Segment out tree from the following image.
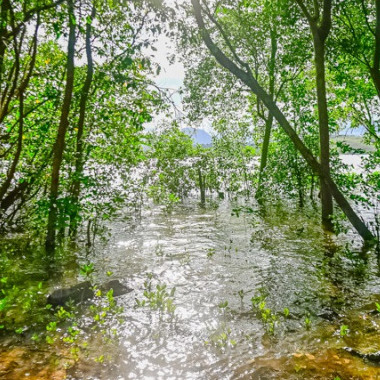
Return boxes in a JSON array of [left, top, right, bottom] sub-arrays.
[[335, 0, 380, 141], [45, 0, 76, 252], [181, 1, 309, 199], [68, 2, 96, 237], [0, 1, 66, 224], [190, 0, 374, 242], [295, 0, 333, 229]]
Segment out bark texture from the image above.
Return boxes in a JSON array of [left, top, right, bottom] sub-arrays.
[[46, 0, 76, 252]]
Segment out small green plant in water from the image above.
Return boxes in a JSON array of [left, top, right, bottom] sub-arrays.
[[375, 302, 380, 313], [135, 274, 176, 314], [207, 248, 216, 258], [238, 290, 244, 302], [80, 263, 95, 278], [205, 324, 236, 349], [261, 307, 277, 334], [304, 313, 312, 330], [250, 291, 281, 335], [340, 324, 349, 337], [250, 289, 267, 308]]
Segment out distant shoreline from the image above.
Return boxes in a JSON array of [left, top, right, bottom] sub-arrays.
[[331, 135, 376, 153]]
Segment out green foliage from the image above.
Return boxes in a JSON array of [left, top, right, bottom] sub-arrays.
[[304, 313, 312, 330], [207, 248, 216, 258], [80, 263, 95, 278], [250, 290, 289, 335], [145, 125, 197, 203], [0, 0, 162, 242], [0, 238, 125, 366], [0, 274, 49, 333], [339, 324, 349, 337], [135, 274, 176, 314], [205, 324, 236, 349]]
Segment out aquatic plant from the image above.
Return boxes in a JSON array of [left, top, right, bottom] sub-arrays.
[[80, 263, 95, 278], [339, 324, 349, 337], [0, 276, 49, 333], [304, 313, 312, 330], [207, 248, 216, 258], [135, 274, 176, 314], [205, 324, 236, 349], [250, 291, 285, 335]]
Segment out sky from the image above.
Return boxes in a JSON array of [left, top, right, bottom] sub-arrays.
[[150, 33, 185, 111], [147, 30, 213, 132]]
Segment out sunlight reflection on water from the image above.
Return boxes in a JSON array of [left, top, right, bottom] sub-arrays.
[[76, 196, 380, 379]]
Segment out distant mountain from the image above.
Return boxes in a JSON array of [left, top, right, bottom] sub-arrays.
[[182, 128, 212, 146]]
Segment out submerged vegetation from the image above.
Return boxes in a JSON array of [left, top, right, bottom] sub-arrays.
[[0, 0, 380, 378]]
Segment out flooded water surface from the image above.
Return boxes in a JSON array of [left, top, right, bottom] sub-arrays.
[[2, 199, 380, 379]]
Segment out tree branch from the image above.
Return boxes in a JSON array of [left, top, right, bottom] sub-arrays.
[[191, 0, 375, 241], [5, 0, 65, 39], [295, 0, 315, 25], [201, 0, 250, 71], [373, 0, 380, 71], [360, 0, 375, 36], [341, 6, 371, 68], [319, 0, 332, 40]]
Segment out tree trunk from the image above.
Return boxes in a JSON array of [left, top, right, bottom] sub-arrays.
[[198, 167, 206, 206], [69, 4, 95, 237], [0, 17, 39, 204], [257, 114, 273, 198], [45, 0, 76, 253], [0, 1, 9, 85], [0, 93, 24, 201], [191, 0, 375, 242], [294, 155, 305, 208], [313, 34, 333, 230], [257, 28, 277, 197], [254, 83, 373, 242], [372, 0, 380, 99]]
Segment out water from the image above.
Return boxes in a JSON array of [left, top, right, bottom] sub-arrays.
[[73, 199, 380, 379], [1, 198, 380, 379], [340, 153, 369, 172]]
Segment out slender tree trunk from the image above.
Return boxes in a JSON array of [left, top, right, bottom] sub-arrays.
[[198, 167, 206, 206], [254, 82, 373, 241], [257, 114, 273, 196], [191, 0, 374, 242], [1, 151, 52, 212], [371, 0, 380, 99], [0, 93, 23, 201], [294, 154, 304, 208], [45, 0, 76, 253], [69, 4, 95, 237], [313, 34, 333, 230], [310, 174, 315, 202], [0, 1, 9, 85], [0, 16, 39, 204], [370, 69, 380, 99], [257, 28, 277, 197]]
